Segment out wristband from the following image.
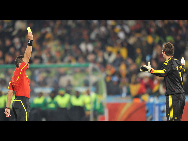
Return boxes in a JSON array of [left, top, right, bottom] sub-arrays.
[[150, 68, 154, 73], [27, 39, 33, 46], [5, 107, 10, 109]]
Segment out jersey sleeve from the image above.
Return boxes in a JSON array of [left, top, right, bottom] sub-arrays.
[[151, 61, 171, 77], [19, 61, 28, 72], [8, 81, 13, 91]]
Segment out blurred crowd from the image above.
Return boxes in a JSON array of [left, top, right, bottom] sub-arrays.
[[1, 20, 188, 100]]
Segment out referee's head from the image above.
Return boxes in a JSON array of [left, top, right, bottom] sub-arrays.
[[15, 55, 24, 68]]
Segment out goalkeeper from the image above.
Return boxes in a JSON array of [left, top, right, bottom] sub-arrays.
[[140, 42, 185, 121]]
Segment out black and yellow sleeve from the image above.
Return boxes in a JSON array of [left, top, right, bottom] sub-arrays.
[[150, 59, 171, 77]]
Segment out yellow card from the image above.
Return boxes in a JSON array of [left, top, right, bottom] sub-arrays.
[[27, 27, 32, 33]]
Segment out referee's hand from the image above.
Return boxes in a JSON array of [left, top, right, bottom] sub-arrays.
[[4, 108, 11, 117], [28, 32, 33, 40]]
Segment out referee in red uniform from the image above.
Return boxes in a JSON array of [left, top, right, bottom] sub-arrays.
[[4, 30, 33, 121]]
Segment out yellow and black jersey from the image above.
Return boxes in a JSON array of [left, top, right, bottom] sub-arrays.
[[151, 57, 185, 95]]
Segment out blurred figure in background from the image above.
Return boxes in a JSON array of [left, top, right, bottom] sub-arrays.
[[46, 91, 58, 121], [108, 76, 121, 95], [54, 88, 70, 121], [65, 80, 73, 95], [69, 91, 85, 121], [104, 46, 116, 64], [140, 73, 154, 95], [30, 92, 47, 121], [83, 89, 97, 121], [0, 91, 6, 121]]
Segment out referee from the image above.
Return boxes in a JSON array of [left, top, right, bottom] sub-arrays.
[[4, 30, 33, 121], [140, 42, 186, 121]]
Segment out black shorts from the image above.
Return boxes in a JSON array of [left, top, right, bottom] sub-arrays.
[[166, 93, 185, 121], [12, 96, 30, 121]]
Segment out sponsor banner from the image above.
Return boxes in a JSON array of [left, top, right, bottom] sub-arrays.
[[181, 102, 188, 121], [146, 102, 166, 121], [34, 87, 54, 94], [106, 102, 146, 121], [74, 86, 96, 93], [144, 101, 188, 121], [106, 95, 132, 103]]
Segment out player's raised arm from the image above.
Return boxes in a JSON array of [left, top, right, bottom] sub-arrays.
[[23, 28, 33, 64]]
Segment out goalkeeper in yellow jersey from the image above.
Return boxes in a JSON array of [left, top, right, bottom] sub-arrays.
[[140, 42, 185, 121]]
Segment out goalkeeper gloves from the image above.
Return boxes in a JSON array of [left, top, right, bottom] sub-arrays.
[[181, 57, 185, 65], [140, 65, 154, 73]]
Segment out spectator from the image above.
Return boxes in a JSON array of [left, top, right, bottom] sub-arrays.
[[12, 20, 27, 36], [12, 37, 21, 50], [5, 54, 14, 64], [65, 80, 73, 95], [87, 53, 96, 63], [104, 46, 116, 64], [119, 77, 130, 97], [140, 73, 154, 94], [129, 74, 146, 98], [3, 38, 12, 54], [119, 61, 127, 78], [96, 50, 106, 66], [105, 63, 115, 76], [112, 51, 123, 69], [107, 75, 121, 95], [79, 38, 94, 54], [0, 50, 4, 61], [0, 59, 4, 64]]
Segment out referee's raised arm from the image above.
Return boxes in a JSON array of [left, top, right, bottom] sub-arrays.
[[23, 31, 33, 64]]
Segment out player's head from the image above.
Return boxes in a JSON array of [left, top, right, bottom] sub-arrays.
[[15, 55, 24, 68], [162, 42, 174, 59]]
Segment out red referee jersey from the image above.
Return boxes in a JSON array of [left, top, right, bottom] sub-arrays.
[[8, 61, 30, 99]]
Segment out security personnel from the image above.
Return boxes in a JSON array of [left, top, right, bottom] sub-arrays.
[[30, 92, 47, 121], [54, 88, 70, 121], [0, 91, 6, 121], [47, 91, 57, 110], [95, 98, 104, 115], [83, 89, 97, 121], [69, 91, 85, 121], [31, 92, 47, 110], [46, 91, 58, 121]]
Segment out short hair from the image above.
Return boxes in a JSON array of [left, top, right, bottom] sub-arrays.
[[15, 55, 24, 68], [163, 42, 174, 56]]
